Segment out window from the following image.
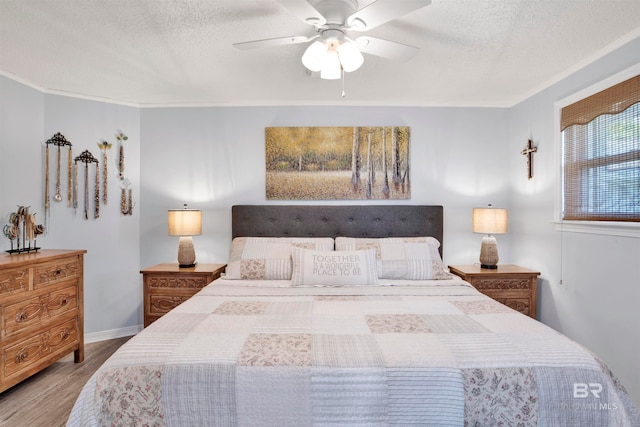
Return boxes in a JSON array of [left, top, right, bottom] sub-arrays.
[[561, 73, 640, 222]]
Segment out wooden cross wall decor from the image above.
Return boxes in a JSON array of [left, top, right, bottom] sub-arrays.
[[521, 139, 538, 180]]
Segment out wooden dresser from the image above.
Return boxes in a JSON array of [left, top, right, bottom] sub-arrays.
[[448, 264, 540, 319], [141, 263, 226, 327], [0, 249, 86, 393]]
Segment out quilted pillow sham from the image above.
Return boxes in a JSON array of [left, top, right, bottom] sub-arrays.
[[291, 247, 379, 286], [225, 237, 334, 280], [335, 236, 452, 280]]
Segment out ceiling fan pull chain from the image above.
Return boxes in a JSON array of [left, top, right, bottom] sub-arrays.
[[341, 68, 346, 98]]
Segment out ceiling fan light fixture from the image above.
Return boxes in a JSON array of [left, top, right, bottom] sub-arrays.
[[320, 48, 341, 80], [301, 41, 326, 72], [337, 41, 363, 72]]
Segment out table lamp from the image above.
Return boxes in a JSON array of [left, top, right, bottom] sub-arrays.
[[168, 204, 202, 268], [472, 205, 508, 269]]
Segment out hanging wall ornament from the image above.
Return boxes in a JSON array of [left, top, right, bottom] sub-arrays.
[[74, 150, 99, 220], [116, 130, 128, 180], [67, 144, 73, 207], [115, 130, 133, 216], [44, 133, 71, 225], [50, 133, 72, 203], [44, 139, 50, 222], [120, 178, 133, 215], [97, 140, 112, 205], [95, 158, 100, 218], [73, 157, 78, 213]]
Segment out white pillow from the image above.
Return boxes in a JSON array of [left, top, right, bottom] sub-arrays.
[[291, 247, 379, 286], [335, 236, 452, 280], [225, 237, 334, 280]]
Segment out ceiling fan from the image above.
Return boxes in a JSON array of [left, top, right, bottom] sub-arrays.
[[233, 0, 431, 79]]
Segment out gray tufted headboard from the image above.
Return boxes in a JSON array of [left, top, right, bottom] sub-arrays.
[[232, 205, 444, 255]]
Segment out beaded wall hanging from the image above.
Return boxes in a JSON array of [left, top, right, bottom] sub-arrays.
[[44, 132, 73, 224], [97, 140, 112, 205], [74, 150, 99, 220], [116, 130, 134, 215]]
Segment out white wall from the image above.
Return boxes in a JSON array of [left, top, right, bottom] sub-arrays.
[[139, 106, 510, 270], [508, 37, 640, 405], [0, 77, 142, 340]]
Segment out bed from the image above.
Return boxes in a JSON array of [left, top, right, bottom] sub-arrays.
[[68, 205, 639, 426]]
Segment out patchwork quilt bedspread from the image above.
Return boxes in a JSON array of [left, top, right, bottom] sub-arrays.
[[67, 278, 640, 426]]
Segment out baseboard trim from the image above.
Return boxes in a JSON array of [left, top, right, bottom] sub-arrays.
[[85, 325, 142, 343]]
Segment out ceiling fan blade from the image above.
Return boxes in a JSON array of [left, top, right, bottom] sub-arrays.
[[274, 0, 327, 27], [233, 35, 317, 50], [354, 36, 420, 62], [348, 0, 431, 31]]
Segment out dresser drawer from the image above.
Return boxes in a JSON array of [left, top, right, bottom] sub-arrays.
[[2, 285, 78, 338], [0, 267, 29, 296], [3, 318, 79, 379], [33, 258, 80, 289]]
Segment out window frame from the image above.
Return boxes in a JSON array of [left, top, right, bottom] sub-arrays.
[[554, 63, 640, 237]]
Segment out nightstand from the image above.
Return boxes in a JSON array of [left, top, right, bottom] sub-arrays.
[[140, 263, 226, 327], [448, 264, 540, 319]]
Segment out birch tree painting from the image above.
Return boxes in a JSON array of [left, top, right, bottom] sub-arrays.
[[266, 126, 410, 200]]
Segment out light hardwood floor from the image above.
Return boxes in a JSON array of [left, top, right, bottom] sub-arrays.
[[0, 336, 131, 427]]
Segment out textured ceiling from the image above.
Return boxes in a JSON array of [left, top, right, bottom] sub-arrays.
[[1, 0, 639, 107]]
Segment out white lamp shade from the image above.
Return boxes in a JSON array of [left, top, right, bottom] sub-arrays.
[[320, 48, 341, 80], [301, 41, 326, 72], [472, 208, 508, 234], [168, 209, 202, 236], [338, 41, 364, 72]]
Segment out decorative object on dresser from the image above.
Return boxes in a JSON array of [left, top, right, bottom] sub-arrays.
[[140, 263, 225, 327], [3, 206, 45, 254], [448, 264, 539, 319], [0, 249, 85, 393], [472, 204, 508, 269], [167, 204, 202, 268]]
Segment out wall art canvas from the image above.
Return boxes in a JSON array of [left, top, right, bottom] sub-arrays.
[[266, 126, 410, 200]]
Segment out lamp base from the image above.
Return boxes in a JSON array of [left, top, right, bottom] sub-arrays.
[[177, 236, 197, 268], [479, 234, 499, 269]]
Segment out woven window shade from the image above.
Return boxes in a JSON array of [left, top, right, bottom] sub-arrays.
[[562, 74, 640, 222], [561, 74, 640, 131]]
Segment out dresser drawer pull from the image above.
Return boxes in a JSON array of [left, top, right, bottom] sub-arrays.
[[15, 349, 28, 364]]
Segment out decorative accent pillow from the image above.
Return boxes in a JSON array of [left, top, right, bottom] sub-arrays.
[[291, 247, 379, 286], [335, 236, 452, 280], [225, 237, 334, 280]]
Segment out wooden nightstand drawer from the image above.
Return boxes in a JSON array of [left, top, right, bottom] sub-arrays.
[[467, 276, 533, 291], [448, 264, 540, 319], [141, 263, 226, 327]]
